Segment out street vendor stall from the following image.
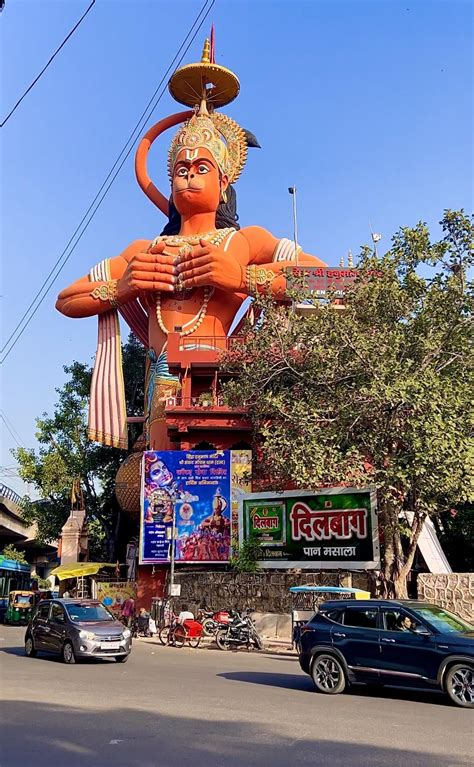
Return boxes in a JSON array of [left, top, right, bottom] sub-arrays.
[[50, 562, 117, 598]]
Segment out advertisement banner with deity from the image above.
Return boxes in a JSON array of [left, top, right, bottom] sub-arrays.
[[239, 487, 379, 569], [96, 582, 136, 616], [140, 450, 251, 565], [230, 450, 252, 547]]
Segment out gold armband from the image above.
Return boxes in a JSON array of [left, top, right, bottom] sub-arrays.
[[91, 280, 119, 308], [246, 266, 277, 296]]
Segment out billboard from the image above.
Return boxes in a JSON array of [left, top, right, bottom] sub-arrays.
[[287, 266, 384, 299], [240, 487, 379, 569], [140, 450, 251, 565], [96, 582, 136, 617]]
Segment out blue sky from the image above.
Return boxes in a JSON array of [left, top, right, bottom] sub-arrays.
[[1, 0, 472, 495]]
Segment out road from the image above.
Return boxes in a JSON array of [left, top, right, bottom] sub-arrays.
[[0, 625, 472, 767]]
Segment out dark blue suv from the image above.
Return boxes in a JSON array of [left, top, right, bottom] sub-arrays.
[[298, 599, 474, 708]]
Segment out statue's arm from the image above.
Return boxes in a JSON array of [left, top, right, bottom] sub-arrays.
[[55, 253, 129, 318], [240, 226, 326, 268], [56, 238, 175, 318], [237, 226, 325, 298], [172, 228, 326, 299]]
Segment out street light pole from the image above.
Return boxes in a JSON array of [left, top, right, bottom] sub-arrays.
[[369, 221, 382, 258], [288, 185, 299, 266]]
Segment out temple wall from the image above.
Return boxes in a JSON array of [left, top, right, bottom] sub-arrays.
[[173, 570, 373, 614], [417, 573, 473, 622]]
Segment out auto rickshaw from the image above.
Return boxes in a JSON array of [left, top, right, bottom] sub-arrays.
[[4, 591, 35, 625]]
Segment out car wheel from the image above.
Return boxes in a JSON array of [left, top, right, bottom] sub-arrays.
[[25, 635, 37, 658], [62, 641, 76, 664], [115, 654, 129, 663], [311, 653, 346, 695], [444, 664, 474, 708]]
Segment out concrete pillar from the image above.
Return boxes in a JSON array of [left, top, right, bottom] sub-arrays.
[[60, 509, 88, 564]]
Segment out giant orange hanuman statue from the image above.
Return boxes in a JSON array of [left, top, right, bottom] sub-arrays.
[[56, 38, 325, 452]]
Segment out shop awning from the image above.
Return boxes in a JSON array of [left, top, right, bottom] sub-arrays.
[[50, 562, 116, 581]]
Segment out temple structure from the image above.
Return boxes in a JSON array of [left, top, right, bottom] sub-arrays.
[[56, 34, 326, 602]]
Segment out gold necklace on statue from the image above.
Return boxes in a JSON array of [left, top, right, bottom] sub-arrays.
[[153, 227, 236, 337], [149, 227, 235, 250]]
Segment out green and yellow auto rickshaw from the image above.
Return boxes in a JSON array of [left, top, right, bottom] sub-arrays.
[[4, 591, 35, 625]]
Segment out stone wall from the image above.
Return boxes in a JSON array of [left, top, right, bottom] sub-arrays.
[[174, 570, 373, 614], [417, 573, 473, 622]]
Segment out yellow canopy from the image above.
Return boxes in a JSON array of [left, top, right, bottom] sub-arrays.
[[50, 562, 116, 581]]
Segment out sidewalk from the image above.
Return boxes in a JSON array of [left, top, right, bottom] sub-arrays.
[[137, 634, 296, 656]]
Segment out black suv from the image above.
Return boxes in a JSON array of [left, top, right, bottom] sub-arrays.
[[25, 599, 132, 664], [298, 599, 474, 708]]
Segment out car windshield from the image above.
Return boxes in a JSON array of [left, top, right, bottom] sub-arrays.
[[15, 595, 33, 605], [412, 606, 473, 634], [65, 603, 114, 623]]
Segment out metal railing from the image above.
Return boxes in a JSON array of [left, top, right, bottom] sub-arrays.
[[175, 335, 245, 353], [0, 483, 23, 506], [165, 393, 246, 410]]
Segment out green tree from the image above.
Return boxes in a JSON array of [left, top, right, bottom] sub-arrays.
[[223, 210, 473, 597], [231, 539, 262, 573], [435, 504, 474, 572], [14, 334, 146, 561], [1, 543, 28, 565]]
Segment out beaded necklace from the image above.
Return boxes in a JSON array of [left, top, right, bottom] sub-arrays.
[[154, 227, 235, 337]]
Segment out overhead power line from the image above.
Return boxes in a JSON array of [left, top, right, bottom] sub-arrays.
[[0, 408, 25, 447], [0, 0, 215, 364], [1, 1, 96, 128], [1, 413, 23, 447]]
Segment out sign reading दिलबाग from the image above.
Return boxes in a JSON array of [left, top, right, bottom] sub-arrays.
[[239, 487, 379, 569]]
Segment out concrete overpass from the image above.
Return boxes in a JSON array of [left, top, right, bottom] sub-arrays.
[[0, 483, 58, 577], [0, 483, 31, 543]]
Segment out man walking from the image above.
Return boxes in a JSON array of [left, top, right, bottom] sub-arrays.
[[121, 595, 136, 628]]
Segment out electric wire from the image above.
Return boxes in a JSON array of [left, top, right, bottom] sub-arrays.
[[1, 0, 215, 364], [1, 0, 213, 359], [1, 414, 23, 447], [1, 1, 96, 128], [0, 409, 25, 446]]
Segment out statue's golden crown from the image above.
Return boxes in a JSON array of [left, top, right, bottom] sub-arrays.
[[167, 36, 247, 183], [168, 111, 247, 183]]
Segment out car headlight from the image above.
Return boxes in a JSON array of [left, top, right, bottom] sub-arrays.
[[122, 629, 131, 639], [79, 630, 96, 641]]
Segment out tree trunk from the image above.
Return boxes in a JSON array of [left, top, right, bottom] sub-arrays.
[[382, 510, 427, 599]]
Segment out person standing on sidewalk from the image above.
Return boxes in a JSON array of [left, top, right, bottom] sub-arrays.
[[121, 596, 136, 628]]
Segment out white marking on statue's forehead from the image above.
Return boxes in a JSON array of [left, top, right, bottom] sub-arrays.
[[185, 149, 199, 161]]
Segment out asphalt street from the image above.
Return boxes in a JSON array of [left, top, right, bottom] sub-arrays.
[[0, 625, 472, 767]]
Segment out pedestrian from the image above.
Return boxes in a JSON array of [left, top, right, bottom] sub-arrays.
[[121, 595, 136, 628]]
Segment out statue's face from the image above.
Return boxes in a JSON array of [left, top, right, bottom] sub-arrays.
[[172, 147, 228, 216]]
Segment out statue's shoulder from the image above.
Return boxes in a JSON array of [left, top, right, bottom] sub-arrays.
[[120, 238, 152, 262], [240, 225, 274, 241], [239, 226, 279, 261]]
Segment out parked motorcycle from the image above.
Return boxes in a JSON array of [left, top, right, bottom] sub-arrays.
[[198, 609, 232, 637], [215, 610, 263, 651]]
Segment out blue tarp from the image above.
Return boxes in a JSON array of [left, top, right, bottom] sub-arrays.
[[0, 557, 30, 573]]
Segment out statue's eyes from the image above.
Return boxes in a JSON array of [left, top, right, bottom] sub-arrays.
[[198, 164, 210, 174], [176, 167, 188, 177]]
